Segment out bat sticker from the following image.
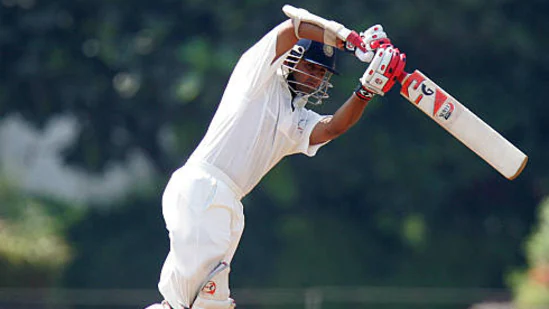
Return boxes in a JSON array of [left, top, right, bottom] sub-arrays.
[[399, 70, 528, 180], [437, 102, 455, 120], [421, 84, 434, 96]]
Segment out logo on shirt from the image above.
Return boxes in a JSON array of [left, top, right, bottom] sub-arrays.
[[298, 118, 307, 134]]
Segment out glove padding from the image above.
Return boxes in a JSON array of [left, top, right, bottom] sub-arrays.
[[358, 44, 406, 96], [346, 24, 392, 63]]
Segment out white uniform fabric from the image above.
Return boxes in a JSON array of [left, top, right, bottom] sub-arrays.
[[188, 24, 329, 197], [158, 162, 243, 309], [157, 24, 331, 309]]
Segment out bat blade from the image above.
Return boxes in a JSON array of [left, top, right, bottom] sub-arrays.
[[399, 70, 528, 180]]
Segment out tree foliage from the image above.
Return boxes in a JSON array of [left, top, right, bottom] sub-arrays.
[[511, 197, 549, 309], [0, 0, 547, 304], [0, 178, 77, 287]]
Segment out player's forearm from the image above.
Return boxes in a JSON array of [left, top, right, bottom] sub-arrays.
[[327, 94, 369, 135], [297, 23, 345, 49], [283, 5, 360, 50], [276, 21, 343, 60], [276, 21, 340, 63], [310, 94, 369, 145]]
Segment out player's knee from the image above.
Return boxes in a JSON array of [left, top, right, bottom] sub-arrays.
[[171, 231, 231, 278], [175, 247, 227, 280]]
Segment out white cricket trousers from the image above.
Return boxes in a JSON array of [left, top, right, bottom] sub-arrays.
[[158, 160, 245, 309]]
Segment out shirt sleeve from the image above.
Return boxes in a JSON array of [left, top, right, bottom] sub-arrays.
[[293, 109, 331, 157], [228, 23, 290, 98]]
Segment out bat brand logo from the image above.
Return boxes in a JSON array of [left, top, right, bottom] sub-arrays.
[[437, 102, 455, 120], [421, 84, 434, 96], [202, 281, 216, 295]]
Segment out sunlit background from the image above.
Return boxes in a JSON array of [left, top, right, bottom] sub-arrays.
[[0, 0, 548, 308]]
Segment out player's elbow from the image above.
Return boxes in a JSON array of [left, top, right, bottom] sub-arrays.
[[311, 127, 346, 145], [309, 116, 351, 145]]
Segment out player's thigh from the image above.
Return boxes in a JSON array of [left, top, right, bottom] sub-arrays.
[[171, 203, 233, 273], [163, 169, 233, 276]]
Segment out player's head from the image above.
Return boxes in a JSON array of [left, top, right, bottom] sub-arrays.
[[282, 39, 338, 106]]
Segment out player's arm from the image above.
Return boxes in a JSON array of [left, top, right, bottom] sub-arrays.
[[309, 95, 370, 145], [273, 5, 390, 63], [309, 45, 407, 145], [274, 20, 322, 62]]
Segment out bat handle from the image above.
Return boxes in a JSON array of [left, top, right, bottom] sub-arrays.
[[397, 71, 410, 85]]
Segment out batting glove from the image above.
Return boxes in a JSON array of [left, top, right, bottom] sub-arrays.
[[345, 24, 392, 63], [357, 44, 407, 97]]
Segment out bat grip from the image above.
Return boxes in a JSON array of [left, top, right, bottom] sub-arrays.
[[397, 71, 410, 85]]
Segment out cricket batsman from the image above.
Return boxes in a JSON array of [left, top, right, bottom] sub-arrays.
[[146, 4, 406, 309]]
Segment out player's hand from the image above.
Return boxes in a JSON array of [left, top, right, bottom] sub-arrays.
[[345, 25, 392, 63], [356, 44, 406, 98]]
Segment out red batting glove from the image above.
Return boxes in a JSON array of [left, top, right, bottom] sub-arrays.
[[358, 45, 407, 96]]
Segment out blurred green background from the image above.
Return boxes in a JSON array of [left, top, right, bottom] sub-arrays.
[[0, 0, 548, 308]]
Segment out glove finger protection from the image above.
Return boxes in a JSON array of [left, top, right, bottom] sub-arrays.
[[357, 45, 407, 97], [353, 24, 392, 63]]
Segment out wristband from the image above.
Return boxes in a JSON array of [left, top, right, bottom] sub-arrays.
[[354, 83, 375, 101]]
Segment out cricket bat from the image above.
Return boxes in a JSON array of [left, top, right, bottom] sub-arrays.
[[399, 70, 528, 180]]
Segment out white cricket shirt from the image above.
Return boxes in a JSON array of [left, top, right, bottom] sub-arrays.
[[188, 24, 330, 197]]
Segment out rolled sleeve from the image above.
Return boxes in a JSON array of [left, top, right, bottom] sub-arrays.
[[294, 109, 331, 157]]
